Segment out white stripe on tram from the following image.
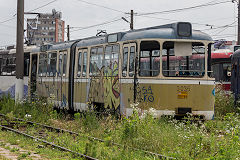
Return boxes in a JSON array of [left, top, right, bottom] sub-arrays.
[[37, 77, 215, 85]]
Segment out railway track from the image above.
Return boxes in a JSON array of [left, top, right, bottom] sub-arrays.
[[0, 125, 97, 160], [0, 113, 175, 160]]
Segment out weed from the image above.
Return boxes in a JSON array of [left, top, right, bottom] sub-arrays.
[[0, 88, 240, 159], [81, 112, 99, 132], [10, 147, 19, 152], [214, 86, 239, 118], [17, 153, 28, 160]]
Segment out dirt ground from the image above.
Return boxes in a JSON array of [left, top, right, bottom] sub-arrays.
[[0, 140, 43, 160]]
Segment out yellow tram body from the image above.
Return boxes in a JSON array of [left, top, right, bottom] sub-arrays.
[[29, 22, 215, 120]]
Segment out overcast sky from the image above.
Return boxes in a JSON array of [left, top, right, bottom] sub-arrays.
[[0, 0, 237, 47]]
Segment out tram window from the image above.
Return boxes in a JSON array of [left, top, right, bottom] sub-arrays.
[[77, 51, 82, 77], [129, 46, 135, 77], [63, 54, 67, 76], [82, 52, 87, 77], [139, 41, 160, 77], [90, 47, 103, 76], [58, 54, 63, 76], [122, 47, 128, 77], [104, 53, 111, 74], [1, 55, 16, 76], [47, 52, 57, 77], [113, 45, 119, 52], [162, 41, 205, 77], [104, 44, 119, 76], [38, 53, 48, 76], [24, 53, 30, 76], [3, 55, 16, 76]]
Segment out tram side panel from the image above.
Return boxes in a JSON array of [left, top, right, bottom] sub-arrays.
[[121, 80, 215, 120], [74, 78, 88, 111]]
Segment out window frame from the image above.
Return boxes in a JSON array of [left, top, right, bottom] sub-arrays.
[[75, 48, 88, 78], [122, 42, 137, 78], [104, 44, 120, 76], [38, 52, 48, 77], [161, 41, 206, 78], [139, 40, 160, 77], [62, 52, 67, 77], [58, 50, 68, 77], [89, 46, 104, 77], [47, 52, 57, 77]]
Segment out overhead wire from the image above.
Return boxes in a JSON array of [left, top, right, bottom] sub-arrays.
[[74, 0, 125, 13], [70, 16, 129, 33], [0, 23, 16, 29], [69, 0, 233, 36], [209, 20, 237, 36], [136, 15, 213, 26], [212, 33, 236, 37], [138, 0, 232, 16], [27, 0, 58, 12], [0, 0, 235, 42], [0, 17, 15, 25], [0, 0, 58, 25], [211, 35, 236, 39], [69, 0, 230, 33]]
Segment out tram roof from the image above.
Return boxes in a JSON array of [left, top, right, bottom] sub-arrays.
[[0, 49, 9, 55], [32, 22, 213, 53], [9, 45, 37, 54]]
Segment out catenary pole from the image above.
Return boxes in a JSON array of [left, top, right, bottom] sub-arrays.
[[15, 0, 24, 102], [67, 25, 70, 41], [130, 10, 134, 30]]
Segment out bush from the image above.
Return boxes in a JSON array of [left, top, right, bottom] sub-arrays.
[[0, 96, 54, 123], [214, 86, 238, 118]]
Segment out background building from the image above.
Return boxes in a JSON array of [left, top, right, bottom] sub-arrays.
[[27, 9, 65, 45]]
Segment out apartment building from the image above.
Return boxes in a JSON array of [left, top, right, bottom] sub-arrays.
[[27, 9, 65, 45]]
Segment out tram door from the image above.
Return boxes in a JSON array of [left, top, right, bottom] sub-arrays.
[[121, 43, 137, 113], [29, 54, 38, 99], [57, 51, 68, 108], [74, 49, 88, 111]]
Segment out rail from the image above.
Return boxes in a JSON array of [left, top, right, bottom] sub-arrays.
[[0, 113, 176, 160], [0, 124, 97, 160]]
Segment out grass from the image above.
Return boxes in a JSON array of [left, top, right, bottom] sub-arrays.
[[0, 88, 240, 159], [0, 131, 75, 160]]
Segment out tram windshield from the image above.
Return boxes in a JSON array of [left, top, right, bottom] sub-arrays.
[[139, 41, 160, 77], [162, 41, 205, 77]]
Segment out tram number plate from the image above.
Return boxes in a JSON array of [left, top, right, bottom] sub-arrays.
[[177, 91, 188, 99]]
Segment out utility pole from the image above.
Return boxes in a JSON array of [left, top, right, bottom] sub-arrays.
[[130, 10, 134, 30], [67, 25, 70, 41], [15, 0, 24, 102], [122, 10, 135, 30]]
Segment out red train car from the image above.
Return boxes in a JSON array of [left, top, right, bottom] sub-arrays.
[[211, 49, 233, 91]]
